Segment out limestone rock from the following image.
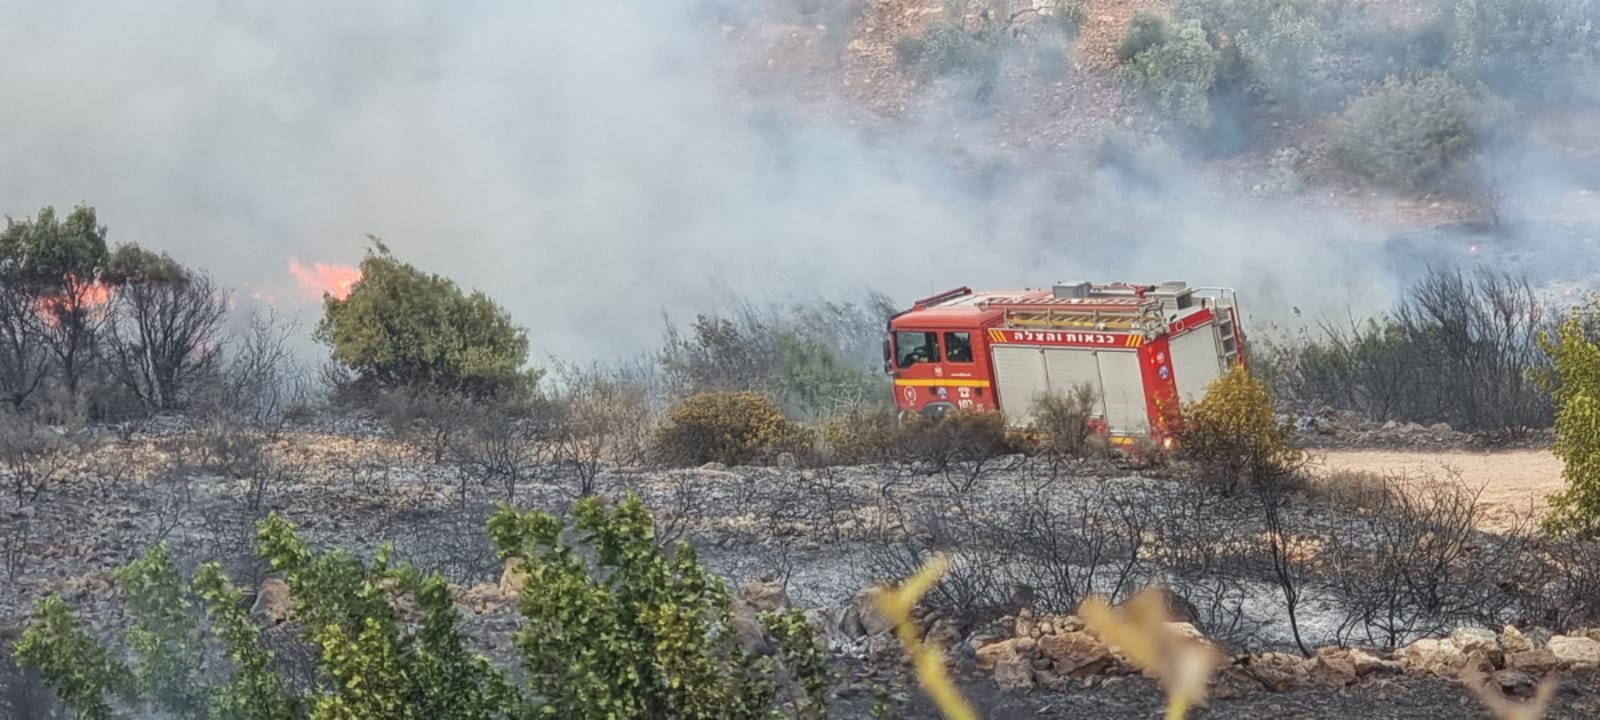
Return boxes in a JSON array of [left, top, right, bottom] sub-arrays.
[[736, 579, 788, 613], [1250, 652, 1310, 691], [1036, 630, 1114, 677], [1506, 649, 1560, 674], [1501, 625, 1533, 654], [853, 587, 896, 637], [1547, 635, 1600, 668], [1310, 649, 1358, 687], [250, 577, 292, 625], [498, 557, 528, 597], [1394, 638, 1472, 676]]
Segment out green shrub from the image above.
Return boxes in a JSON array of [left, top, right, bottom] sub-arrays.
[[895, 18, 1001, 79], [1178, 366, 1303, 491], [1176, 0, 1333, 111], [314, 241, 534, 397], [1030, 384, 1105, 457], [1447, 0, 1600, 102], [656, 391, 809, 466], [1334, 73, 1477, 189], [1117, 18, 1221, 130], [1118, 12, 1173, 63], [15, 500, 827, 719], [488, 496, 827, 720], [1540, 311, 1600, 536]]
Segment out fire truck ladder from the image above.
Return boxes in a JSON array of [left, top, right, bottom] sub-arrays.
[[980, 297, 1167, 334], [1195, 287, 1242, 366]]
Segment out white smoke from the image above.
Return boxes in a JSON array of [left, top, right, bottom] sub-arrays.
[[0, 1, 1580, 362]]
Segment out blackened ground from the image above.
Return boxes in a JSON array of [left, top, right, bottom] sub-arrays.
[[832, 663, 1600, 719]]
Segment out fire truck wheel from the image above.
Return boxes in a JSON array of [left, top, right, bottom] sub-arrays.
[[921, 403, 957, 420]]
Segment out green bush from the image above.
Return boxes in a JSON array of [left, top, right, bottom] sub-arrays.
[[1334, 73, 1476, 189], [1117, 18, 1221, 130], [1118, 12, 1173, 63], [895, 18, 1001, 79], [655, 391, 809, 466], [1178, 366, 1303, 491], [14, 499, 828, 720], [1540, 311, 1600, 536], [489, 496, 829, 720], [1176, 0, 1333, 111], [314, 242, 534, 397], [1447, 0, 1600, 102]]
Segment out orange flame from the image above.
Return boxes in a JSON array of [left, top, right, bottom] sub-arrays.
[[34, 276, 114, 327], [288, 258, 361, 301]]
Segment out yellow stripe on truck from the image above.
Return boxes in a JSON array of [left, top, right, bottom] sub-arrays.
[[893, 379, 992, 388]]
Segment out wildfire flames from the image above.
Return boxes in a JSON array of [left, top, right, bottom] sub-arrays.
[[34, 277, 114, 327], [289, 258, 362, 301]]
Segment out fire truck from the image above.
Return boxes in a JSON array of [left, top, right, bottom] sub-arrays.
[[885, 281, 1244, 449]]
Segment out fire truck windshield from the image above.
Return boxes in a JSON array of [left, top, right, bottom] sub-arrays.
[[895, 331, 940, 367]]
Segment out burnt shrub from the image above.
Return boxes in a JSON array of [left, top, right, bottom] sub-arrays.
[[899, 410, 1014, 493], [1030, 384, 1105, 457], [815, 403, 903, 465], [1178, 366, 1304, 492], [655, 391, 809, 466], [1261, 267, 1552, 433]]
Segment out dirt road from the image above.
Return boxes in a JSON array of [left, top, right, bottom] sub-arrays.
[[1309, 448, 1563, 528]]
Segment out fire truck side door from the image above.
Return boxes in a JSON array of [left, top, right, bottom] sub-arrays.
[[991, 345, 1048, 426], [1097, 350, 1150, 435]]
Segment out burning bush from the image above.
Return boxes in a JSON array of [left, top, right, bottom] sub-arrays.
[[1178, 365, 1303, 491], [655, 391, 809, 466], [1334, 73, 1477, 190], [315, 241, 535, 397]]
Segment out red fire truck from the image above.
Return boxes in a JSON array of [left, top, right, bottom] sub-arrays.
[[886, 282, 1244, 449]]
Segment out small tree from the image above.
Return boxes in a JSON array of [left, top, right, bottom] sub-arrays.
[[0, 205, 114, 398], [1540, 312, 1600, 536], [103, 246, 229, 411], [315, 242, 534, 397]]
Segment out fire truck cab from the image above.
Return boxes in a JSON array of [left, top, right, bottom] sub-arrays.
[[886, 282, 1244, 448]]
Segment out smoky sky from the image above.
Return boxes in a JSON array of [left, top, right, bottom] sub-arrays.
[[0, 1, 1498, 360]]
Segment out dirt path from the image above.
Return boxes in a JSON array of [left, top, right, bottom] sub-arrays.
[[1309, 448, 1563, 528]]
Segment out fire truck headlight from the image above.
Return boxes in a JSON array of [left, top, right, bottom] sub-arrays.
[[1162, 437, 1175, 450]]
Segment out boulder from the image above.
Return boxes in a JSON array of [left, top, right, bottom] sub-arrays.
[[852, 587, 896, 637], [1506, 649, 1560, 674], [1036, 630, 1114, 677], [976, 638, 1023, 672], [736, 579, 788, 613], [1547, 635, 1600, 668], [992, 652, 1035, 690], [1394, 638, 1473, 676], [1345, 648, 1393, 677], [1451, 626, 1504, 667], [498, 557, 528, 597], [1491, 669, 1538, 698], [1309, 653, 1358, 687], [1249, 652, 1310, 691], [1501, 625, 1533, 654], [250, 577, 292, 625], [731, 603, 770, 655]]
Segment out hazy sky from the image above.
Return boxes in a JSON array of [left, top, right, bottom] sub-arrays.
[[0, 2, 1436, 360]]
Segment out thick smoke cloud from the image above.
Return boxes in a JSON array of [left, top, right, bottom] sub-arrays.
[[0, 1, 1468, 360]]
